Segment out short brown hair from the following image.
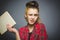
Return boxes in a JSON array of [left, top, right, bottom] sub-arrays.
[[26, 1, 39, 12]]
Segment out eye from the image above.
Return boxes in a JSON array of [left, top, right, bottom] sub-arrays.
[[29, 14, 32, 16], [34, 14, 38, 16]]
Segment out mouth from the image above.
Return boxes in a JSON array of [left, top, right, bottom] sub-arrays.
[[30, 20, 34, 23]]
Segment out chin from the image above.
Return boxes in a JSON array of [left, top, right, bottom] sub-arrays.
[[28, 21, 36, 26], [28, 22, 35, 26], [30, 23, 34, 25]]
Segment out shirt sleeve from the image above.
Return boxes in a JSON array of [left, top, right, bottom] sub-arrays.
[[19, 27, 25, 40], [38, 23, 48, 40]]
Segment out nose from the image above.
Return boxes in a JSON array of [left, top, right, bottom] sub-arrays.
[[31, 15, 35, 19]]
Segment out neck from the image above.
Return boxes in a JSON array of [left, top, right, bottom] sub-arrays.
[[27, 23, 34, 28], [27, 23, 34, 33]]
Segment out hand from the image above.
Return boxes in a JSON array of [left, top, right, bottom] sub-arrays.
[[6, 24, 21, 40], [6, 23, 18, 33]]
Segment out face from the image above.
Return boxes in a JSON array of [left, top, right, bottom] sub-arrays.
[[25, 8, 39, 25]]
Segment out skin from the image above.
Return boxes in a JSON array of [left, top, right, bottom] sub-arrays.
[[25, 8, 39, 25], [6, 8, 39, 40], [6, 24, 20, 40], [25, 8, 39, 32]]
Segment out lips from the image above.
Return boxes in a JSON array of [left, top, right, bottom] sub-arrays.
[[30, 20, 34, 22]]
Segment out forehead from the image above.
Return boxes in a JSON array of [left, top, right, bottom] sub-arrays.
[[27, 8, 38, 14]]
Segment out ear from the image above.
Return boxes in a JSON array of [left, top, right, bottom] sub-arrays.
[[24, 14, 27, 19]]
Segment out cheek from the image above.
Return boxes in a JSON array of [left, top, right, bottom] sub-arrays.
[[27, 16, 31, 21], [34, 17, 38, 21]]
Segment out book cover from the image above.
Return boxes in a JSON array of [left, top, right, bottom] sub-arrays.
[[0, 11, 16, 35]]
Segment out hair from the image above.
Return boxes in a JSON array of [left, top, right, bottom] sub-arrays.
[[25, 1, 39, 14], [25, 1, 42, 23]]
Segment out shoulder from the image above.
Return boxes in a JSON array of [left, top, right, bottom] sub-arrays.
[[19, 26, 26, 32], [35, 23, 45, 29], [35, 22, 45, 27]]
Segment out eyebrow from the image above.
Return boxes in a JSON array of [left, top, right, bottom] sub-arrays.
[[28, 14, 39, 16]]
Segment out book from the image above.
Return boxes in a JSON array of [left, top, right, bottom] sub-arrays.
[[0, 11, 16, 35]]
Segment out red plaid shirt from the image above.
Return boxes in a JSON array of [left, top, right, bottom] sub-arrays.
[[19, 23, 48, 40]]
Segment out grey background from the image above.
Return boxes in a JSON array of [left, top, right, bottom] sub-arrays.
[[0, 0, 60, 40]]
